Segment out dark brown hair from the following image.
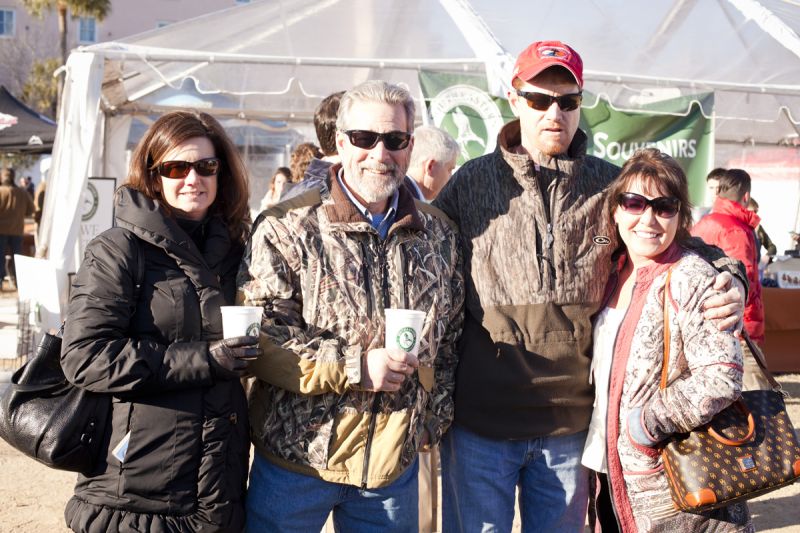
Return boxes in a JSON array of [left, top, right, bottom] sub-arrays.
[[706, 167, 727, 182], [314, 91, 344, 156], [607, 148, 693, 243], [126, 110, 250, 244], [717, 168, 751, 203]]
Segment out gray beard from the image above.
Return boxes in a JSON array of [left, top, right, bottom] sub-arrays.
[[345, 165, 404, 204]]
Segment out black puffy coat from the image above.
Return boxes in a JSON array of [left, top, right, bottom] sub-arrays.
[[61, 187, 249, 532]]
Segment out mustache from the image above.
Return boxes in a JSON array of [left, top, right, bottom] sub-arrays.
[[360, 162, 397, 173]]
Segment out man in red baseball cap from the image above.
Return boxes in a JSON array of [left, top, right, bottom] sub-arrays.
[[433, 40, 747, 532]]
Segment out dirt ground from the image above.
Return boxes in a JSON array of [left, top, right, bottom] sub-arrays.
[[1, 376, 800, 532]]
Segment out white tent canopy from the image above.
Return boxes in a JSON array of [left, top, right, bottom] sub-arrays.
[[93, 0, 800, 143], [38, 0, 800, 317]]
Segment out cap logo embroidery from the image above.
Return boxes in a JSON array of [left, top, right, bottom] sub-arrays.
[[538, 45, 571, 60]]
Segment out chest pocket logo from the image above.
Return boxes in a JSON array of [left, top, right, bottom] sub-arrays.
[[593, 235, 611, 246]]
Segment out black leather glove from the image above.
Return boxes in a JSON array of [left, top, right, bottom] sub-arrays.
[[208, 335, 262, 379]]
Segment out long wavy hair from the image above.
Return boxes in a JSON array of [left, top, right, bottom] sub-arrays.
[[126, 110, 250, 244]]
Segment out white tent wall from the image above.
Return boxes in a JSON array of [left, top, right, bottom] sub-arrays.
[[36, 51, 105, 325], [104, 115, 133, 187], [38, 0, 800, 322], [751, 178, 800, 256]]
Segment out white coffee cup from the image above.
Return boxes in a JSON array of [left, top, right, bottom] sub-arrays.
[[384, 308, 426, 356], [220, 306, 263, 338]]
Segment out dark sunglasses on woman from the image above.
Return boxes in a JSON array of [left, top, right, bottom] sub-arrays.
[[157, 157, 221, 179], [515, 90, 583, 111], [343, 130, 412, 151], [617, 192, 681, 218]]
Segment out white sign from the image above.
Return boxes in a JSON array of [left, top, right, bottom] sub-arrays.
[[79, 177, 117, 255], [14, 255, 62, 338]]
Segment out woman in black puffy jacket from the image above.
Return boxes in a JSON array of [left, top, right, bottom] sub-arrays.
[[61, 110, 261, 532]]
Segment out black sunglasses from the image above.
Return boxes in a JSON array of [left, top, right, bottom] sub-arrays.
[[156, 157, 221, 179], [342, 130, 412, 151], [617, 192, 681, 218], [515, 90, 583, 112]]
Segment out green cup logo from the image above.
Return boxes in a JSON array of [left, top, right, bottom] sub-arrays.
[[396, 327, 417, 352], [246, 322, 259, 337]]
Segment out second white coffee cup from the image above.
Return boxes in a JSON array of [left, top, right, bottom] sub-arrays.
[[385, 308, 426, 356], [220, 306, 263, 338]]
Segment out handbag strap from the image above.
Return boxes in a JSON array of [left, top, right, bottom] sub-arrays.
[[741, 332, 781, 390], [659, 268, 781, 392], [659, 269, 673, 390]]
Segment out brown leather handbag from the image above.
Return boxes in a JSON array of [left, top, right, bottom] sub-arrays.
[[659, 270, 800, 512]]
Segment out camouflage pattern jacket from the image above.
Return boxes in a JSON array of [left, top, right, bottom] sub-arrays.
[[433, 120, 621, 439], [237, 168, 464, 489], [603, 244, 751, 532]]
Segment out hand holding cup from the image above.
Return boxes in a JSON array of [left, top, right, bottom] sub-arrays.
[[208, 335, 262, 379], [213, 305, 264, 379], [361, 347, 419, 392], [359, 308, 426, 392]]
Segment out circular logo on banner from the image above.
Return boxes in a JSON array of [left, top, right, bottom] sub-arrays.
[[430, 84, 505, 164], [81, 182, 99, 221], [246, 322, 260, 337], [396, 327, 417, 352]]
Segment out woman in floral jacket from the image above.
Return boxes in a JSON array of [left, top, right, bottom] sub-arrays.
[[581, 148, 753, 532]]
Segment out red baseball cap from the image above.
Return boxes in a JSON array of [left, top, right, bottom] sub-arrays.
[[511, 40, 583, 88]]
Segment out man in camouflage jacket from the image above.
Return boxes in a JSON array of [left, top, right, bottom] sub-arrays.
[[237, 80, 464, 531]]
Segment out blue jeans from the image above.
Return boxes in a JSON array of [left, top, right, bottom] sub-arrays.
[[245, 452, 419, 532], [0, 234, 22, 280], [441, 424, 589, 533]]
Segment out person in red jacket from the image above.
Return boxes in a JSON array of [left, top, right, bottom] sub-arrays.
[[692, 168, 768, 390]]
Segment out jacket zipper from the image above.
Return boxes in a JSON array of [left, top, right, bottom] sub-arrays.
[[534, 166, 559, 290], [361, 236, 390, 489], [361, 252, 373, 319]]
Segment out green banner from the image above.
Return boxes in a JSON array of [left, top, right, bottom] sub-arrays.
[[419, 70, 514, 166], [420, 71, 714, 204], [581, 92, 714, 204]]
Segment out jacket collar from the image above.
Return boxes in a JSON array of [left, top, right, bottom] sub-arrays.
[[324, 163, 424, 234], [496, 119, 589, 188], [711, 197, 761, 229], [305, 157, 333, 182], [113, 186, 233, 282]]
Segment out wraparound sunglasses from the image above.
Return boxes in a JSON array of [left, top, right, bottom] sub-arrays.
[[515, 90, 583, 111]]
